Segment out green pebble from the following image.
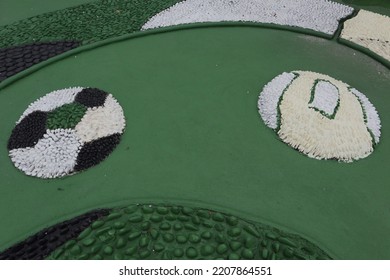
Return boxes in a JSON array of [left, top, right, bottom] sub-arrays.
[[103, 246, 113, 255], [171, 206, 181, 214], [241, 249, 254, 259], [216, 244, 228, 254], [226, 216, 238, 226], [150, 214, 163, 222], [113, 222, 125, 229], [90, 245, 102, 254], [70, 245, 81, 255], [153, 244, 165, 252], [139, 236, 149, 247], [284, 248, 294, 258], [128, 215, 143, 223], [173, 248, 184, 258], [261, 248, 269, 259], [266, 232, 277, 240], [107, 213, 121, 221], [201, 231, 212, 240], [128, 231, 142, 240], [159, 222, 171, 230], [118, 228, 131, 236], [244, 237, 256, 248], [215, 233, 225, 243], [196, 210, 210, 218], [191, 216, 201, 225], [181, 207, 194, 215], [279, 237, 298, 248], [163, 233, 174, 242], [165, 214, 176, 221], [139, 250, 151, 259], [141, 221, 151, 231], [230, 241, 242, 251], [200, 245, 214, 256], [178, 215, 190, 222], [77, 227, 92, 240], [227, 227, 242, 237], [272, 242, 280, 252], [243, 225, 261, 238], [186, 247, 198, 259], [125, 205, 138, 214], [176, 234, 188, 244], [174, 223, 183, 231], [202, 220, 213, 228], [156, 206, 169, 215], [228, 253, 240, 260], [212, 213, 225, 222], [150, 229, 159, 240], [142, 205, 154, 213], [91, 220, 105, 229], [184, 223, 198, 231], [125, 246, 137, 256], [82, 238, 96, 247], [115, 238, 126, 249], [189, 234, 201, 243]]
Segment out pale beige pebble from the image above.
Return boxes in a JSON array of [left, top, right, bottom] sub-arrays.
[[278, 71, 373, 162], [341, 9, 390, 61]]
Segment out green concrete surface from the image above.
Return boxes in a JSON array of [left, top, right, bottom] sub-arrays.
[[0, 27, 389, 259]]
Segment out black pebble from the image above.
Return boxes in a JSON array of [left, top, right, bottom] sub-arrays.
[[8, 111, 48, 150], [0, 41, 80, 82], [74, 134, 121, 172], [75, 88, 108, 108]]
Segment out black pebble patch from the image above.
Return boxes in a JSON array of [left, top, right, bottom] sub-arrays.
[[7, 111, 48, 150], [0, 209, 109, 260], [0, 41, 80, 82], [75, 88, 108, 108], [74, 134, 121, 172]]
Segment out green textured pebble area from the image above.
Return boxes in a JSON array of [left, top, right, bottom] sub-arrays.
[[48, 204, 330, 260]]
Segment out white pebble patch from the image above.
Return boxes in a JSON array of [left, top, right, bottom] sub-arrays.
[[75, 94, 126, 143], [9, 129, 82, 179], [142, 0, 354, 35]]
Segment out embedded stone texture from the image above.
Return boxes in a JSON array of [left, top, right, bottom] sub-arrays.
[[38, 204, 332, 260]]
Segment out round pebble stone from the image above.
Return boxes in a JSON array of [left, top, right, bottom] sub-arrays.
[[186, 247, 198, 259], [173, 248, 184, 258], [188, 234, 201, 243], [216, 244, 229, 255], [176, 235, 188, 244], [241, 249, 254, 259], [200, 245, 214, 256], [228, 253, 240, 260], [163, 233, 174, 243]]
